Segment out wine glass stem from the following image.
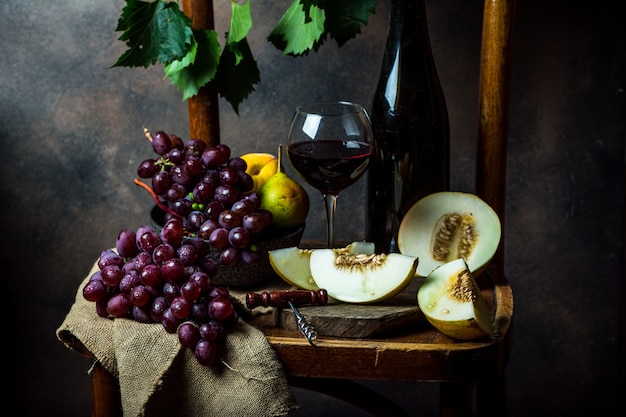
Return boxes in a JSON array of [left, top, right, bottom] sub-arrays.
[[322, 193, 338, 248]]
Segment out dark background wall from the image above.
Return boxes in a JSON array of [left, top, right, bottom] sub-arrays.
[[2, 0, 623, 416]]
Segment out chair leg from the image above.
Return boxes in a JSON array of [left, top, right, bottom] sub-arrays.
[[90, 361, 122, 417], [289, 377, 410, 417], [439, 382, 474, 417], [475, 371, 508, 417]]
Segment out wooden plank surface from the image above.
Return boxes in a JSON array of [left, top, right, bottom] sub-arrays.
[[276, 278, 425, 338]]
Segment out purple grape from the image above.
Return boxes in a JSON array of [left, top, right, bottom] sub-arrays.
[[191, 299, 210, 322], [130, 285, 150, 307], [101, 265, 123, 287], [231, 199, 255, 216], [137, 159, 159, 178], [150, 296, 169, 322], [218, 210, 241, 230], [152, 243, 176, 264], [188, 271, 211, 292], [171, 165, 192, 185], [162, 282, 180, 302], [133, 251, 153, 273], [152, 131, 172, 155], [242, 212, 265, 234], [107, 293, 132, 318], [165, 183, 187, 202], [170, 296, 191, 320], [169, 134, 184, 150], [228, 227, 250, 249], [209, 286, 229, 300], [219, 166, 238, 186], [177, 244, 198, 266], [227, 157, 247, 171], [167, 147, 184, 164], [209, 228, 229, 249], [236, 170, 254, 191], [137, 227, 162, 255], [193, 181, 214, 203], [184, 155, 204, 177], [178, 321, 201, 349], [202, 147, 227, 169], [214, 184, 238, 206], [116, 229, 139, 258], [204, 200, 225, 221], [184, 139, 206, 157], [152, 170, 171, 195], [197, 218, 219, 240], [209, 297, 234, 321], [98, 249, 124, 269], [119, 271, 141, 293], [186, 210, 206, 232], [198, 255, 219, 277], [199, 320, 224, 341], [161, 308, 181, 333], [140, 263, 162, 286], [220, 246, 241, 267], [161, 258, 185, 283], [95, 299, 109, 318], [160, 217, 184, 247], [194, 340, 217, 366], [180, 280, 202, 302], [132, 305, 153, 323], [82, 277, 108, 302]]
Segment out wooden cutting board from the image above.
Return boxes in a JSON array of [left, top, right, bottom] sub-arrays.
[[275, 278, 426, 338]]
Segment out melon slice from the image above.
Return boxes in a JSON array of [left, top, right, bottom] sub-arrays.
[[398, 191, 501, 277], [269, 242, 375, 290], [417, 258, 493, 340], [309, 249, 417, 304]]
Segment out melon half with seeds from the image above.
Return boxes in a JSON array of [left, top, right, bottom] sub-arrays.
[[417, 258, 493, 340], [310, 249, 418, 304], [398, 191, 501, 277], [269, 242, 376, 290]]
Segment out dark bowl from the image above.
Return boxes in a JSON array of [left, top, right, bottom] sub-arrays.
[[149, 205, 304, 288]]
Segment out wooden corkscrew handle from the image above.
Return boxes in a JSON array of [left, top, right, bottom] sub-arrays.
[[245, 289, 328, 309]]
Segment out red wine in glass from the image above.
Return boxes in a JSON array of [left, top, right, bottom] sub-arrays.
[[286, 101, 374, 248], [287, 140, 372, 196]]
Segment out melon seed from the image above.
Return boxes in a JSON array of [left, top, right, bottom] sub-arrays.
[[431, 213, 478, 262]]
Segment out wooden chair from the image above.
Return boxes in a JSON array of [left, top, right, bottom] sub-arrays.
[[83, 0, 516, 416]]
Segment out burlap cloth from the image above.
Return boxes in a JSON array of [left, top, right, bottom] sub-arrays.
[[56, 261, 300, 417]]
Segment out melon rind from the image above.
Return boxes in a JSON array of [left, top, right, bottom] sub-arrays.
[[309, 249, 418, 304], [398, 191, 501, 277], [417, 258, 493, 340]]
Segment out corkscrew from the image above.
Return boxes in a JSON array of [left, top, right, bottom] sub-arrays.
[[287, 300, 318, 346], [245, 289, 327, 346]]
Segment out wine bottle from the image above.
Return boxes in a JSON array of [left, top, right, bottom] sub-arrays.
[[366, 0, 450, 253]]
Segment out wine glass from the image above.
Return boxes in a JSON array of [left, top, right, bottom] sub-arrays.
[[286, 101, 374, 248]]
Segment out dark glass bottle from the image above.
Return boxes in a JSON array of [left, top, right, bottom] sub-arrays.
[[366, 0, 450, 253]]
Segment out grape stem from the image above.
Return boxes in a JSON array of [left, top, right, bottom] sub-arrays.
[[133, 178, 181, 219], [144, 127, 153, 143]]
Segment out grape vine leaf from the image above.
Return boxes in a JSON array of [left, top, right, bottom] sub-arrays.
[[165, 29, 221, 101], [227, 0, 253, 48], [267, 0, 325, 56], [113, 0, 193, 68], [323, 0, 377, 47], [214, 38, 260, 115]]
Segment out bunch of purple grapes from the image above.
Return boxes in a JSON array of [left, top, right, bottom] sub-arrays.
[[136, 130, 273, 267], [82, 219, 238, 366]]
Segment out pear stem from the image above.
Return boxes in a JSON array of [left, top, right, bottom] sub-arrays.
[[277, 144, 283, 174]]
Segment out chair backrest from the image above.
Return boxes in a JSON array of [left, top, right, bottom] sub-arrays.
[[476, 0, 516, 274]]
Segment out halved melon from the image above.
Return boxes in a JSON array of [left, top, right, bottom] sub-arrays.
[[417, 258, 493, 340], [309, 249, 417, 304], [269, 242, 376, 290], [398, 191, 501, 277]]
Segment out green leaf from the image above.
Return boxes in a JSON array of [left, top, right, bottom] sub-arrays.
[[215, 38, 260, 114], [165, 29, 221, 100], [227, 0, 252, 45], [267, 0, 326, 56], [321, 0, 377, 47], [113, 0, 193, 68]]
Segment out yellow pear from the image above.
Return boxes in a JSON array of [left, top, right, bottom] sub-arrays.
[[258, 145, 309, 229]]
